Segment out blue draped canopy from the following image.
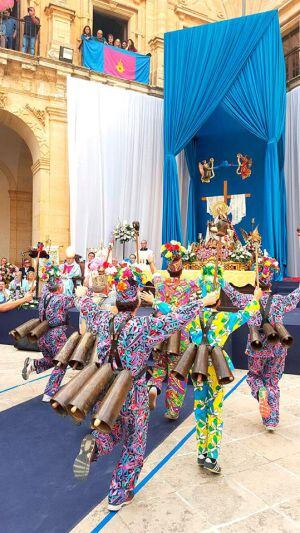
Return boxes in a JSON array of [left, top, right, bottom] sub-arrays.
[[163, 10, 287, 274]]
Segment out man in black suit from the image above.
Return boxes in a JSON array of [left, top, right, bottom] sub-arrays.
[[20, 258, 35, 279]]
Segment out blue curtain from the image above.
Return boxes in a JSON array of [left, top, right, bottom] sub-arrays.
[[223, 15, 286, 275], [163, 10, 277, 245], [185, 140, 198, 244]]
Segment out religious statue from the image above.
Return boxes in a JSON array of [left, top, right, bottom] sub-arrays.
[[236, 153, 252, 180], [198, 158, 215, 183]]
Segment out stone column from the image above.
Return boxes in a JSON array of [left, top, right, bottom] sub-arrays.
[[44, 4, 75, 61], [8, 190, 32, 264], [46, 105, 70, 258]]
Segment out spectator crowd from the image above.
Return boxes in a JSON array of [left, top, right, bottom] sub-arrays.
[[79, 25, 138, 60], [0, 6, 40, 55], [0, 257, 36, 303]]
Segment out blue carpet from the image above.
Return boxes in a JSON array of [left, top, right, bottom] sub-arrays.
[[0, 383, 194, 533]]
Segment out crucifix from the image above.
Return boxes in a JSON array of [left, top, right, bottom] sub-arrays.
[[201, 180, 251, 205]]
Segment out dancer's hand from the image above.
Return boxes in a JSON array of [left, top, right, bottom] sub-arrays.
[[23, 292, 33, 303], [202, 291, 219, 307], [75, 285, 88, 298], [254, 287, 263, 301], [140, 291, 154, 304]]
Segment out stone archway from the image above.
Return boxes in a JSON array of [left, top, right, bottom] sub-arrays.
[[0, 108, 49, 263]]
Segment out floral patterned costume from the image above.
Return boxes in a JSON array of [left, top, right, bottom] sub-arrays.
[[76, 295, 204, 506], [34, 286, 74, 397], [157, 298, 259, 459], [223, 282, 300, 427], [147, 278, 199, 417]]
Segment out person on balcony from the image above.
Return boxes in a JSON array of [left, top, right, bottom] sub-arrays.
[[107, 34, 114, 46], [127, 39, 137, 53], [22, 7, 40, 56], [114, 38, 121, 48], [122, 40, 127, 49], [78, 25, 92, 64], [3, 10, 16, 50], [95, 29, 106, 44], [0, 17, 6, 48]]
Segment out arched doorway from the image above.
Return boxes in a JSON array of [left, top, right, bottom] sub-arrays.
[[0, 111, 39, 265]]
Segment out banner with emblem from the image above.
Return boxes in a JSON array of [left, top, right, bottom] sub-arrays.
[[82, 41, 150, 85]]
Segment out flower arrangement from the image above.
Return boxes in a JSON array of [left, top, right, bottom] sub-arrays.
[[182, 245, 197, 264], [113, 221, 136, 243], [161, 241, 187, 260], [229, 244, 252, 264], [0, 262, 15, 284], [39, 261, 61, 283]]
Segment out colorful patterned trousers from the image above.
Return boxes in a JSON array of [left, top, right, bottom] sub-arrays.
[[35, 327, 67, 397], [246, 346, 287, 428], [148, 351, 187, 416], [193, 364, 224, 460], [91, 385, 149, 505]]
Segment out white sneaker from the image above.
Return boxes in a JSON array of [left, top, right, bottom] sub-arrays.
[[22, 357, 34, 380], [148, 386, 158, 411], [42, 394, 52, 403], [265, 425, 276, 432]]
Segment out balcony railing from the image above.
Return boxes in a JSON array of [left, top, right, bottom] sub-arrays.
[[285, 46, 300, 87], [0, 16, 40, 56]]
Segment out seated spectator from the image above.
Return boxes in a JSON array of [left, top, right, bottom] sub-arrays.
[[122, 40, 127, 49], [60, 251, 82, 295], [20, 258, 35, 279], [26, 270, 36, 292], [0, 292, 32, 312], [0, 281, 10, 303], [9, 268, 29, 296], [22, 6, 40, 56], [84, 251, 96, 276], [127, 253, 137, 265], [114, 38, 121, 48], [127, 39, 137, 52], [95, 29, 107, 44], [3, 10, 16, 50], [107, 33, 114, 46]]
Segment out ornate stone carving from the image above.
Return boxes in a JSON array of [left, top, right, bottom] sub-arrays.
[[0, 91, 7, 108], [25, 104, 46, 127], [9, 104, 50, 160]]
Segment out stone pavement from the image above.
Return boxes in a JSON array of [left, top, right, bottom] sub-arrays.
[[1, 344, 300, 532]]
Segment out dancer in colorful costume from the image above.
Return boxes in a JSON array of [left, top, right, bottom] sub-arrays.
[[153, 263, 261, 473], [223, 254, 300, 431], [73, 263, 218, 510], [147, 241, 199, 420], [22, 262, 74, 401]]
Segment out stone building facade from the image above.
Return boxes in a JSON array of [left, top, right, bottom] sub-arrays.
[[0, 0, 298, 262]]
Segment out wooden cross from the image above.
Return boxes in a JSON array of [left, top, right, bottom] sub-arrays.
[[201, 180, 251, 206]]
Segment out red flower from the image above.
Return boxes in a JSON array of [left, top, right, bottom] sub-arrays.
[[103, 261, 109, 268]]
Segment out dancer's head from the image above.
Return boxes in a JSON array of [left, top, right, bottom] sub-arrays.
[[161, 241, 186, 279], [257, 254, 279, 290], [199, 262, 224, 309], [108, 264, 145, 313]]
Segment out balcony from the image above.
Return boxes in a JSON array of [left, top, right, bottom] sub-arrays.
[[285, 46, 300, 90], [0, 46, 162, 100]]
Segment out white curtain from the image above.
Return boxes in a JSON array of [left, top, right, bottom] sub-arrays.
[[285, 86, 300, 276], [67, 77, 164, 261], [177, 151, 190, 244]]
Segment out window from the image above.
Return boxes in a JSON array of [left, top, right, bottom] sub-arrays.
[[92, 9, 128, 42]]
